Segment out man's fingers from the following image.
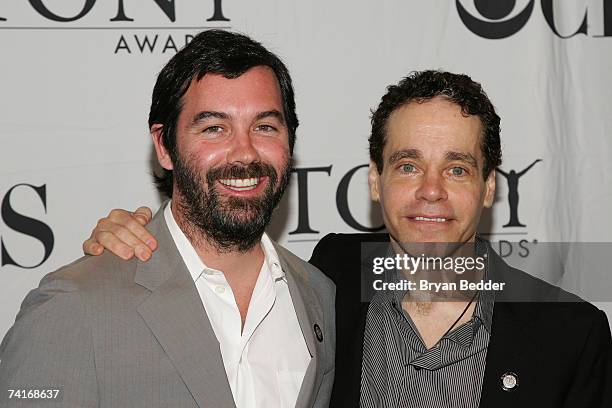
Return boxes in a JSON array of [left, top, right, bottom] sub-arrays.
[[95, 230, 137, 261], [81, 208, 158, 260], [132, 207, 157, 250], [106, 208, 158, 252], [83, 239, 103, 256], [95, 221, 153, 261]]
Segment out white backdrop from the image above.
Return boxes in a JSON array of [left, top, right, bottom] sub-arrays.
[[1, 0, 612, 339]]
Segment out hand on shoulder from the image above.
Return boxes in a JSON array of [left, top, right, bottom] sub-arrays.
[[82, 206, 157, 261]]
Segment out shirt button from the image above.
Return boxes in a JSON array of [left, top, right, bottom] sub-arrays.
[[215, 285, 225, 294]]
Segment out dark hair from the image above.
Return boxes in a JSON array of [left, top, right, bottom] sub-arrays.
[[149, 30, 298, 197], [369, 70, 501, 178]]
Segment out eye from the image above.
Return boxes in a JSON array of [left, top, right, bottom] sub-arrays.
[[450, 167, 466, 176], [255, 124, 277, 132], [203, 125, 223, 134], [401, 163, 415, 173]]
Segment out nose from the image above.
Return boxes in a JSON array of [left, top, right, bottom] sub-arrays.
[[227, 128, 259, 165], [415, 172, 448, 202]]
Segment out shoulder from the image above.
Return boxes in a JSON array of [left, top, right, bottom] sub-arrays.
[[311, 233, 389, 258], [41, 252, 136, 294], [313, 232, 389, 249], [525, 293, 609, 336], [309, 233, 389, 283], [490, 249, 593, 304], [274, 243, 334, 295], [8, 253, 138, 331], [0, 256, 114, 403], [489, 250, 611, 340]]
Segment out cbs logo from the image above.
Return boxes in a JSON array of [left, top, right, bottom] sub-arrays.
[[456, 0, 610, 39]]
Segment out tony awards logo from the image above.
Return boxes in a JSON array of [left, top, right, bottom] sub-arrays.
[[0, 1, 231, 54], [497, 159, 541, 227]]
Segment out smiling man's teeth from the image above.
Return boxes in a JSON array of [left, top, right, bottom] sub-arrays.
[[414, 216, 447, 222], [219, 178, 259, 190]]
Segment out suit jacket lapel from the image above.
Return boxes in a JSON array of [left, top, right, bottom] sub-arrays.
[[479, 250, 531, 407], [273, 242, 325, 408], [135, 209, 235, 408], [479, 301, 532, 407]]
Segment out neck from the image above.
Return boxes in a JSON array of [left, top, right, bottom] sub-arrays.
[[389, 236, 481, 301], [170, 199, 265, 278]]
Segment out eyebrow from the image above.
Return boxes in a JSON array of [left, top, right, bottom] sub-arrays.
[[190, 111, 229, 126], [445, 151, 478, 168], [255, 110, 285, 124], [387, 149, 478, 168], [190, 110, 285, 126], [388, 149, 421, 165]]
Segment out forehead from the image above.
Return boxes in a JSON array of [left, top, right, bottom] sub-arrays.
[[384, 97, 483, 159], [181, 65, 283, 115]]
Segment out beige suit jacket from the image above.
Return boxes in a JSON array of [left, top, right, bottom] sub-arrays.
[[0, 208, 335, 407]]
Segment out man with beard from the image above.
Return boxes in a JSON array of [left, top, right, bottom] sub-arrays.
[[0, 30, 335, 408]]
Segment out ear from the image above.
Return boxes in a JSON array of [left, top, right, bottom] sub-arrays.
[[483, 169, 496, 208], [368, 161, 381, 202], [150, 124, 173, 171]]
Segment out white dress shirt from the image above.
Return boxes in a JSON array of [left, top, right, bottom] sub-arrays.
[[164, 202, 311, 408]]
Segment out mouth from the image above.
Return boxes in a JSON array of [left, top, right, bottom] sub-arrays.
[[215, 176, 270, 197], [218, 177, 261, 191], [407, 215, 454, 226], [413, 216, 448, 223]]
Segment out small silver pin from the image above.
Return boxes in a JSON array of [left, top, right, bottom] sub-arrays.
[[314, 324, 323, 342], [500, 372, 519, 391]]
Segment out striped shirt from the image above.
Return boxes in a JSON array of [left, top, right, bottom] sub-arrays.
[[360, 244, 494, 408]]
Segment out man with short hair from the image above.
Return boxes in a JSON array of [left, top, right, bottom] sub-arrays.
[[312, 71, 611, 407], [84, 71, 611, 406], [0, 30, 335, 408]]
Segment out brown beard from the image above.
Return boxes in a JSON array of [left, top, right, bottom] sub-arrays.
[[173, 154, 292, 253]]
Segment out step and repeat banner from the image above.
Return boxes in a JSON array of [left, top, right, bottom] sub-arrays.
[[1, 0, 612, 337]]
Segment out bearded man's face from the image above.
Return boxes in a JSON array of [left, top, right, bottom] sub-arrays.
[[152, 66, 292, 251]]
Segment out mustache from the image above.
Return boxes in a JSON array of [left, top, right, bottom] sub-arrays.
[[206, 162, 277, 184]]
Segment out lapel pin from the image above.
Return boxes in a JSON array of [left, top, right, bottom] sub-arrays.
[[500, 372, 519, 391], [314, 324, 323, 342]]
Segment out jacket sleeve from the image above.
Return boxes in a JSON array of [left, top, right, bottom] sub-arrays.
[[561, 309, 611, 408], [0, 273, 98, 407]]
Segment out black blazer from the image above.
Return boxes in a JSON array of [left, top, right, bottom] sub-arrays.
[[309, 233, 612, 408]]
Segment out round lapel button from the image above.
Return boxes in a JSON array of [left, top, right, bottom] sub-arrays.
[[501, 372, 519, 391]]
